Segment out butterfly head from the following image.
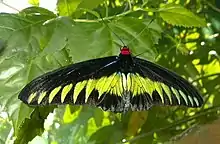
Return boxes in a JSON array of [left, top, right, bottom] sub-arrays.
[[120, 46, 131, 55]]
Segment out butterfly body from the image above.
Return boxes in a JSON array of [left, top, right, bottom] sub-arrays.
[[19, 46, 203, 112]]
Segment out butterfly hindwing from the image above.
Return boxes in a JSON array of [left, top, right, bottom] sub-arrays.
[[132, 57, 203, 108]]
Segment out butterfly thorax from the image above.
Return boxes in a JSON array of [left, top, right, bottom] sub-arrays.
[[118, 46, 134, 74]]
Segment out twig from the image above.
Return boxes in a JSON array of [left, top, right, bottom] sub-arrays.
[[206, 1, 220, 13], [0, 0, 20, 12]]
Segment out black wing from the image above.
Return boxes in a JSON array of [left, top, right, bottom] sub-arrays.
[[129, 57, 203, 110], [19, 56, 121, 107]]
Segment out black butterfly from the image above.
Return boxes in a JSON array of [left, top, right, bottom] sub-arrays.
[[18, 46, 203, 112]]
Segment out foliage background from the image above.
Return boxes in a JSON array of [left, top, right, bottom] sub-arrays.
[[0, 0, 220, 144]]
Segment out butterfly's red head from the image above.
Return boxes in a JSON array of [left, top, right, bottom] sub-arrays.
[[120, 46, 131, 55]]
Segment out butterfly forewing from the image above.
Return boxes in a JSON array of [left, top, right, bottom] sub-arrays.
[[19, 56, 120, 106]]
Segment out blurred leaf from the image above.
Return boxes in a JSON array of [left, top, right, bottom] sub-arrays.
[[15, 107, 55, 144], [57, 0, 81, 16], [126, 111, 148, 136], [0, 116, 11, 143], [28, 0, 39, 6], [159, 4, 206, 27], [56, 0, 105, 17], [63, 105, 81, 123], [0, 39, 5, 54], [93, 108, 103, 127], [0, 14, 30, 41], [89, 124, 124, 144], [29, 136, 48, 144], [54, 107, 97, 144], [73, 0, 106, 18]]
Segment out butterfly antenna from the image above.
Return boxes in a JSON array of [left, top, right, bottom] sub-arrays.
[[133, 49, 150, 58], [127, 18, 154, 46], [98, 12, 126, 48]]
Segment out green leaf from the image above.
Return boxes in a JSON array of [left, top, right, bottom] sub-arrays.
[[0, 12, 68, 141], [159, 4, 206, 27], [14, 107, 55, 144], [0, 39, 5, 53], [0, 14, 31, 41], [54, 107, 96, 144], [56, 0, 106, 18], [0, 116, 11, 143], [20, 6, 56, 17], [89, 124, 124, 144], [73, 0, 106, 18], [57, 0, 82, 16]]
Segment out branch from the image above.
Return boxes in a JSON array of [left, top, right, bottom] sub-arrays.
[[206, 1, 220, 13], [75, 8, 156, 22]]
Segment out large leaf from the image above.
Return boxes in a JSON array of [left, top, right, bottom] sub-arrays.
[[159, 4, 206, 27], [0, 11, 68, 143]]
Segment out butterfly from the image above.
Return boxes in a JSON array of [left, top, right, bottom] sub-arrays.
[[18, 45, 203, 112]]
